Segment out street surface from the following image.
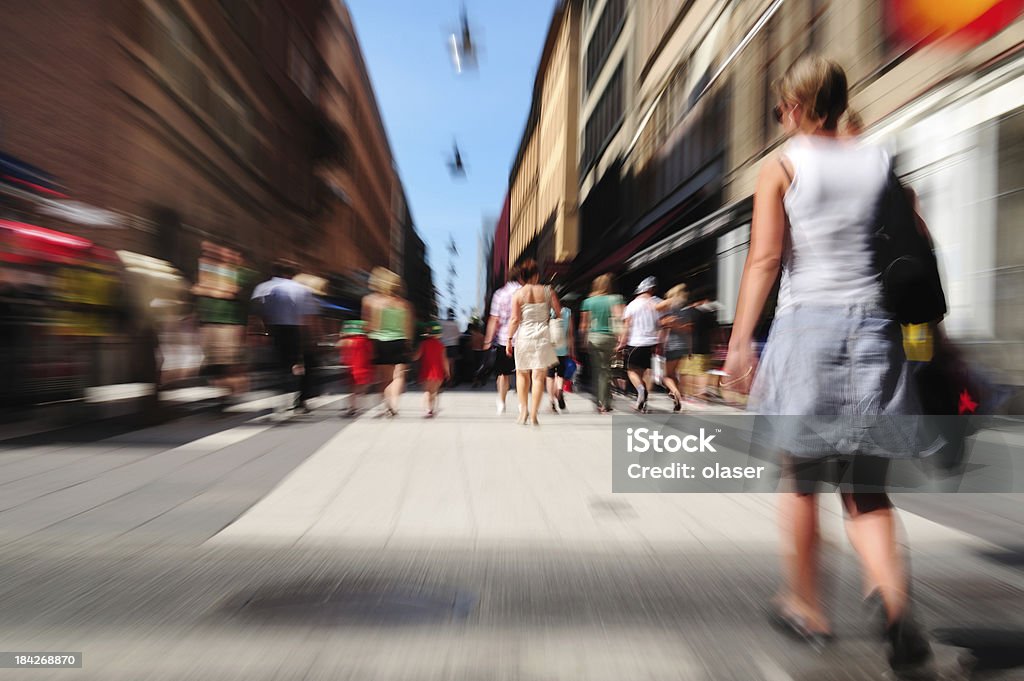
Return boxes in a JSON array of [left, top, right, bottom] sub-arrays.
[[0, 389, 1022, 680]]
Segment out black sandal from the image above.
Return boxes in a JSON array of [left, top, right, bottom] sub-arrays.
[[765, 604, 835, 649]]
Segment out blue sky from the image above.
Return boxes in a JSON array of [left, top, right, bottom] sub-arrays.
[[346, 0, 557, 320]]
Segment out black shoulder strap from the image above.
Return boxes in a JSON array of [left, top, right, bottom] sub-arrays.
[[778, 156, 793, 183]]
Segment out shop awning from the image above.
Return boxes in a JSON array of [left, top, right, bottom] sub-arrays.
[[0, 219, 93, 264], [626, 197, 752, 272]]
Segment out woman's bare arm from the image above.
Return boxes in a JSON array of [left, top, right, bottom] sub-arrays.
[[723, 157, 788, 378]]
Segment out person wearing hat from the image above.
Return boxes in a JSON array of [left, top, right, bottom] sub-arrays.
[[616, 276, 663, 412], [414, 321, 449, 418], [362, 267, 413, 417], [338, 319, 372, 417]]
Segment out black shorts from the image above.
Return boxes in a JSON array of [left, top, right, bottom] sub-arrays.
[[493, 345, 516, 376], [445, 346, 460, 359], [547, 355, 569, 378], [373, 339, 410, 365], [625, 345, 655, 370], [782, 455, 893, 498]]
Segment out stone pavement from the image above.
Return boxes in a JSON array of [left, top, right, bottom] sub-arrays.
[[0, 388, 1022, 680]]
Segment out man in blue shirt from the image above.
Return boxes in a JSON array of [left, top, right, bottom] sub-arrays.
[[251, 259, 319, 412]]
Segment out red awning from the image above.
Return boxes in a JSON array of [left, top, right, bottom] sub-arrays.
[[0, 219, 93, 264]]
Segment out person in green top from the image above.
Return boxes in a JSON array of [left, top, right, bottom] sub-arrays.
[[579, 273, 625, 413], [362, 267, 414, 417]]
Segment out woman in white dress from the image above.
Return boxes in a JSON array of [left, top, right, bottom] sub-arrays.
[[506, 259, 561, 425]]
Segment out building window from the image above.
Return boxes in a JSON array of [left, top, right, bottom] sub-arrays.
[[288, 23, 317, 101], [584, 0, 625, 93], [218, 0, 263, 49], [581, 61, 624, 173]]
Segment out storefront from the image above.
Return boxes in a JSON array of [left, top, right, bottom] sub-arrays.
[[864, 50, 1024, 395], [0, 220, 121, 404]]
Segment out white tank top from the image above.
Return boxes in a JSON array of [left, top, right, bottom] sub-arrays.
[[777, 135, 889, 311]]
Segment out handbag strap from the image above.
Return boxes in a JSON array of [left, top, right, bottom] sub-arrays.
[[778, 156, 793, 184]]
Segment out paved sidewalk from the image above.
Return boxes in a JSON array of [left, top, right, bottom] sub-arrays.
[[2, 388, 1023, 680], [212, 390, 991, 554]]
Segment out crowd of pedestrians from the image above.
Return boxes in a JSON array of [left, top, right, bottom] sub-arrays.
[[249, 50, 965, 680], [252, 50, 952, 680]]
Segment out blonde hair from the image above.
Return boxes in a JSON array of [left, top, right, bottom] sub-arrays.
[[368, 266, 401, 295], [667, 283, 688, 303], [591, 273, 613, 297], [773, 55, 848, 131], [842, 109, 864, 136]]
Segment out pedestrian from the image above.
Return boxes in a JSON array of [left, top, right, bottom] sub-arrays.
[[483, 265, 523, 414], [440, 308, 461, 385], [682, 289, 719, 403], [617, 276, 663, 413], [722, 55, 932, 677], [415, 321, 448, 417], [468, 320, 486, 387], [579, 273, 624, 414], [338, 319, 372, 417], [546, 287, 575, 413], [362, 267, 413, 417], [506, 259, 560, 425], [657, 283, 691, 412], [250, 258, 318, 413]]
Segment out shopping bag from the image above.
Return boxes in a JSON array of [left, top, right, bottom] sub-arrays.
[[563, 357, 577, 381], [652, 354, 666, 386]]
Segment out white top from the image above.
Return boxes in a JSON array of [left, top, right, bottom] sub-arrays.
[[624, 295, 663, 346], [777, 135, 887, 312], [489, 281, 523, 346]]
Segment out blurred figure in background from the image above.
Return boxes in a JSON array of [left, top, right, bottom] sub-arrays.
[[338, 319, 372, 417], [683, 289, 720, 403], [440, 308, 461, 385], [546, 282, 574, 413], [657, 283, 691, 412], [507, 259, 560, 425], [468, 319, 486, 387], [723, 56, 932, 677], [251, 259, 318, 414], [618, 276, 662, 413], [483, 265, 523, 415], [415, 321, 448, 418], [580, 273, 624, 414], [363, 267, 413, 418]]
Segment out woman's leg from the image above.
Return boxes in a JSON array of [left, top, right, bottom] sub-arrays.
[[778, 491, 831, 632], [530, 368, 546, 423], [591, 336, 613, 408], [388, 364, 406, 411], [515, 370, 529, 423], [841, 493, 907, 622], [664, 359, 683, 405], [377, 365, 391, 408]]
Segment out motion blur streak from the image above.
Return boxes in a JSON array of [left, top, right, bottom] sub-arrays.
[[0, 1, 1022, 680]]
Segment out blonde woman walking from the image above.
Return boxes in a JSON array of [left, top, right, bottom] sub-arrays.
[[723, 55, 932, 678], [362, 267, 413, 417]]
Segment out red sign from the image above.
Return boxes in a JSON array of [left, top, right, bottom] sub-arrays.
[[888, 0, 1024, 47]]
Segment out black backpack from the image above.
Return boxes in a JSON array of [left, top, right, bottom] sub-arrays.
[[873, 169, 947, 324]]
